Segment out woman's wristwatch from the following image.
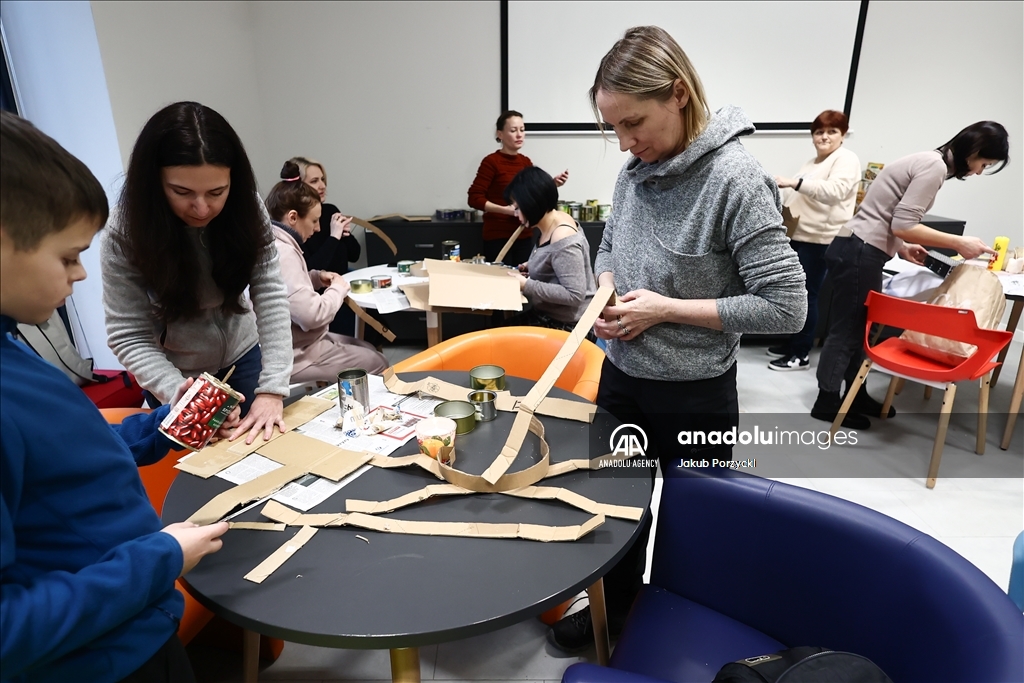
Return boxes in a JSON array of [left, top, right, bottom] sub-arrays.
[[795, 178, 803, 191]]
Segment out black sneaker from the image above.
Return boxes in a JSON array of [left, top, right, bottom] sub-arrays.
[[547, 606, 625, 655], [851, 386, 896, 418], [811, 390, 871, 430], [769, 354, 809, 371], [766, 345, 789, 358]]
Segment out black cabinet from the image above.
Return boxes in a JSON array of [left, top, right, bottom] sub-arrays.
[[366, 219, 487, 265]]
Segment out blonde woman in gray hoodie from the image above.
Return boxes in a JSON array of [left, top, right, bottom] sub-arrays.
[[548, 26, 807, 653]]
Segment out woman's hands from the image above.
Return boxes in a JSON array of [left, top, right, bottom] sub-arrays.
[[229, 393, 287, 445], [955, 236, 998, 260], [897, 243, 928, 265], [507, 269, 528, 291], [319, 270, 351, 296], [774, 176, 798, 189], [554, 169, 569, 187], [330, 213, 353, 240], [593, 289, 669, 341], [161, 521, 229, 577]]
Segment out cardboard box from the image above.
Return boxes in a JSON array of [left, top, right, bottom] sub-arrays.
[[400, 258, 524, 312]]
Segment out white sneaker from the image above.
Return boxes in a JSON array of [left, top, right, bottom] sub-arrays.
[[769, 354, 810, 371]]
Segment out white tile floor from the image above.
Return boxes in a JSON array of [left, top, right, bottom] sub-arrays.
[[189, 339, 1023, 683]]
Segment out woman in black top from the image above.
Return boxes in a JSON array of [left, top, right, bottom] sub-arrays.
[[286, 156, 361, 335]]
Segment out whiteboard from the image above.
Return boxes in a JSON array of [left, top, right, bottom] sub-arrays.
[[506, 1, 865, 130]]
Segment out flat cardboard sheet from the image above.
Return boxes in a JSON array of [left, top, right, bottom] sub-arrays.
[[176, 397, 335, 478], [243, 525, 318, 584], [229, 522, 286, 531], [424, 259, 523, 311]]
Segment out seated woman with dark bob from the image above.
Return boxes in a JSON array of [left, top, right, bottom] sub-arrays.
[[265, 162, 388, 383], [504, 166, 597, 333]]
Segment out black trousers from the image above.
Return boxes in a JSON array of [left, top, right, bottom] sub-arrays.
[[595, 358, 738, 623], [816, 235, 890, 394], [117, 634, 196, 683]]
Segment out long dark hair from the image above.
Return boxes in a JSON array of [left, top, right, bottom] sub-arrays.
[[938, 121, 1010, 180], [266, 161, 322, 221], [114, 101, 270, 323]]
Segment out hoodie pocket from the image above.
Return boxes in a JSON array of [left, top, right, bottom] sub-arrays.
[[648, 245, 740, 301]]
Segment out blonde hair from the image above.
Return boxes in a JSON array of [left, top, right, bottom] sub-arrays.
[[286, 156, 326, 183], [590, 26, 710, 149]]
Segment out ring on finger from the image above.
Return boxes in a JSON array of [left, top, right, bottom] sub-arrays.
[[616, 319, 625, 331], [623, 327, 630, 335]]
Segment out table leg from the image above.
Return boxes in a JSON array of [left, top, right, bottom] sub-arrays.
[[992, 299, 1021, 387], [389, 647, 420, 683], [1001, 344, 1024, 450], [587, 577, 611, 666], [242, 629, 260, 683], [426, 311, 442, 347]]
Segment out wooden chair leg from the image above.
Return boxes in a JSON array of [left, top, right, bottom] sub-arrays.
[[881, 376, 899, 420], [923, 386, 933, 400], [1002, 346, 1024, 450], [991, 299, 1021, 387], [894, 377, 906, 396], [831, 360, 871, 439], [927, 383, 957, 489], [977, 372, 991, 455]]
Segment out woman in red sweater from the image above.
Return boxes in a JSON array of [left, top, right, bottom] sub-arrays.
[[467, 110, 568, 265]]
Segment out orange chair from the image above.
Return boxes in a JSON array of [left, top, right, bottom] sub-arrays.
[[99, 408, 284, 660], [393, 326, 605, 401], [830, 291, 1013, 489]]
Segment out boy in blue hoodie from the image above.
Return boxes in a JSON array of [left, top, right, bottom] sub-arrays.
[[0, 111, 229, 682]]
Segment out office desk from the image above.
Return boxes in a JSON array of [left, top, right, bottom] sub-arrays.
[[163, 372, 651, 682]]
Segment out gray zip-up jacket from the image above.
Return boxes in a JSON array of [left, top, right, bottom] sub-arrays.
[[100, 213, 293, 403], [595, 106, 806, 382]]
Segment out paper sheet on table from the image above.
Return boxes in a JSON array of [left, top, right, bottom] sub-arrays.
[[216, 453, 374, 512], [373, 288, 410, 314]]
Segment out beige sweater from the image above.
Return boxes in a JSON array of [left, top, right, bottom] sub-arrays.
[[272, 224, 349, 376], [847, 150, 947, 257], [782, 146, 860, 244]]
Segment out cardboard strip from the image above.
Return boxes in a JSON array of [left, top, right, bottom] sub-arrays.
[[504, 486, 644, 521], [346, 298, 397, 342], [229, 522, 286, 531], [175, 397, 335, 478], [345, 484, 472, 514], [351, 217, 398, 255], [494, 224, 525, 264], [243, 525, 318, 584], [383, 370, 595, 424], [370, 453, 443, 479], [187, 463, 308, 525], [260, 500, 604, 542], [255, 432, 374, 481]]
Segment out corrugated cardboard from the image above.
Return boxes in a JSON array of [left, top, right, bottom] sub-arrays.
[[424, 259, 523, 311], [243, 525, 318, 584]]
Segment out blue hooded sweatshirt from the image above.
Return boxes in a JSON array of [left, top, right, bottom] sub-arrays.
[[1, 315, 185, 682]]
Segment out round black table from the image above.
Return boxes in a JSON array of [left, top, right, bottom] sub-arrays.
[[163, 372, 651, 681]]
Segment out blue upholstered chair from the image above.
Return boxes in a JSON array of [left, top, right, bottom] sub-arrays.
[[562, 472, 1023, 683], [1010, 531, 1024, 612]]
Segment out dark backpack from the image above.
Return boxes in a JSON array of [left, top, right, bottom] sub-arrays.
[[713, 646, 893, 683]]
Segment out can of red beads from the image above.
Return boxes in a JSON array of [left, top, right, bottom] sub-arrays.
[[158, 373, 243, 451]]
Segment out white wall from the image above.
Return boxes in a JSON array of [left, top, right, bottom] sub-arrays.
[[2, 0, 125, 368]]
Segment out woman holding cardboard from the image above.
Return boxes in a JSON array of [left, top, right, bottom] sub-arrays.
[[547, 26, 807, 653]]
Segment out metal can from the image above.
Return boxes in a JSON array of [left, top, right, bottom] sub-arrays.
[[371, 274, 392, 289], [598, 204, 612, 221], [350, 279, 372, 294], [582, 205, 595, 222], [159, 373, 243, 451], [569, 203, 581, 220], [586, 199, 600, 208], [441, 240, 461, 262], [397, 260, 414, 274], [557, 201, 568, 214]]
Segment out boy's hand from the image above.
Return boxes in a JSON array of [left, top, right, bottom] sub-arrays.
[[161, 521, 229, 576], [211, 400, 244, 443]]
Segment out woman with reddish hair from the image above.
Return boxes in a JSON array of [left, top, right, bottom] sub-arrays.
[[767, 110, 860, 373]]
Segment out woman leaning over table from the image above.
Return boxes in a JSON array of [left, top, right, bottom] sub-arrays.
[[546, 26, 807, 654], [767, 109, 860, 373], [101, 101, 293, 444], [811, 121, 1007, 429]]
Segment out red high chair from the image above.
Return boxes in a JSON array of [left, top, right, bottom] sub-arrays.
[[829, 291, 1013, 489]]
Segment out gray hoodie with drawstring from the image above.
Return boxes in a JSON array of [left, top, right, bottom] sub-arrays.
[[595, 105, 807, 382]]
